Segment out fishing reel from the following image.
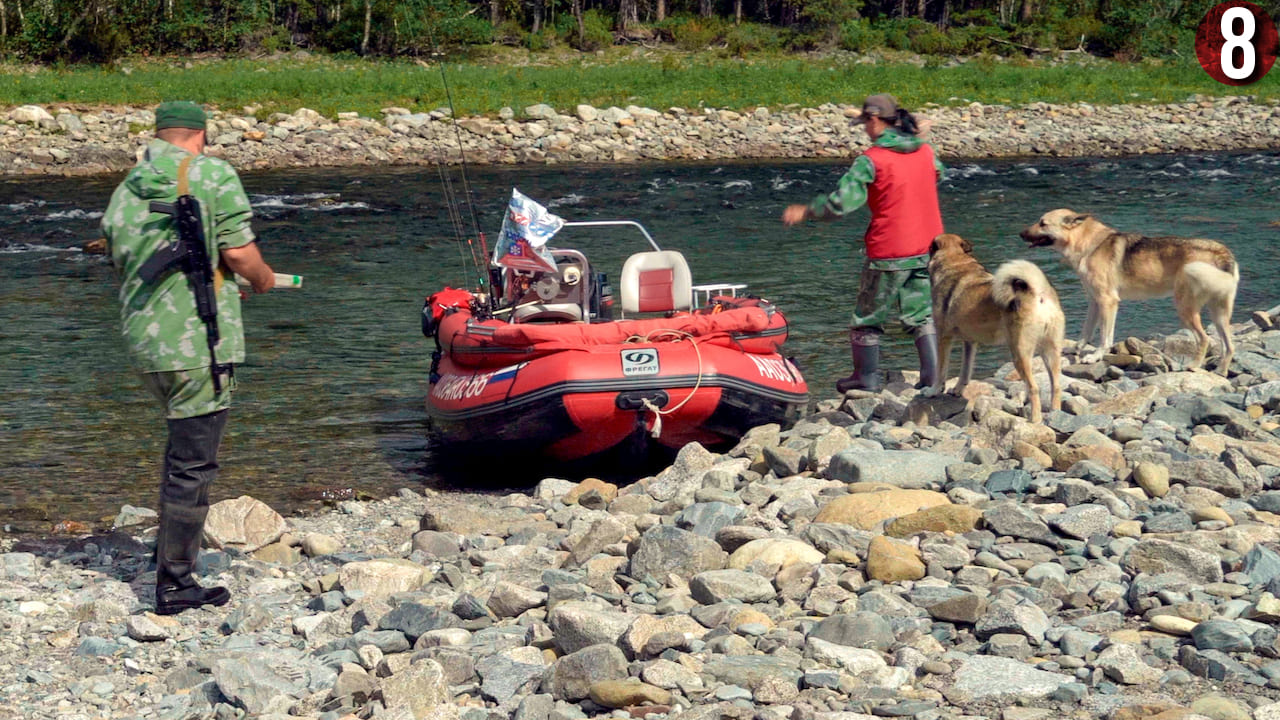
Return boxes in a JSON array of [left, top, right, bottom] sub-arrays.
[[533, 265, 581, 301]]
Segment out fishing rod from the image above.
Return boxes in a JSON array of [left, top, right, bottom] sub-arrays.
[[427, 30, 490, 298]]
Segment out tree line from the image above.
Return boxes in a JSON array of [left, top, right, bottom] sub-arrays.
[[0, 0, 1272, 63]]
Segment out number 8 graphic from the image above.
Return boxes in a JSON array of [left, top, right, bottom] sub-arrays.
[[1196, 1, 1278, 86], [1221, 7, 1256, 80]]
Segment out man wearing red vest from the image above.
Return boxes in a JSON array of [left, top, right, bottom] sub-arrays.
[[783, 93, 945, 394]]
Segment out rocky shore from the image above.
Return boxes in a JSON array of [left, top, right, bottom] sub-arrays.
[[10, 316, 1280, 720], [3, 95, 1279, 177]]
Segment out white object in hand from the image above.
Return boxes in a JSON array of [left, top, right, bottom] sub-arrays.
[[236, 272, 303, 289]]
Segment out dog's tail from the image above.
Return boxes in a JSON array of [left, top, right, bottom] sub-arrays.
[[1184, 259, 1239, 302], [992, 260, 1060, 315]]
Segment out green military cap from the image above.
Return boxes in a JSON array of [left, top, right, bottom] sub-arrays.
[[155, 101, 207, 130]]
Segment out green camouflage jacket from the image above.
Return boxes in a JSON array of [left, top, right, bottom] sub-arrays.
[[102, 140, 256, 373]]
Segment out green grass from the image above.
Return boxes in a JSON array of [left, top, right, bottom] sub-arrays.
[[0, 51, 1274, 119]]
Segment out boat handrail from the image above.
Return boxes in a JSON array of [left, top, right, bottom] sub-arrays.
[[561, 221, 661, 252]]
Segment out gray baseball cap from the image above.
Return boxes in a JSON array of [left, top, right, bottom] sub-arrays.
[[852, 94, 899, 124]]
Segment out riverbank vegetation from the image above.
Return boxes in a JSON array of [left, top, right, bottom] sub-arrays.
[[0, 0, 1253, 65], [0, 50, 1269, 120]]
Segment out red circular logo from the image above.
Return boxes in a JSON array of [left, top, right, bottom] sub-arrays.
[[1196, 1, 1279, 85]]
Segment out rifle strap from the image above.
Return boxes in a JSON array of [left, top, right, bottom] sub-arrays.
[[176, 155, 228, 295]]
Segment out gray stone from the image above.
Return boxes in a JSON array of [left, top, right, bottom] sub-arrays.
[[982, 502, 1060, 547], [1047, 504, 1113, 540], [809, 612, 895, 651], [764, 445, 805, 477], [630, 525, 727, 583], [1192, 619, 1255, 652], [0, 553, 37, 579], [548, 644, 628, 701], [349, 629, 411, 654], [1144, 512, 1195, 533], [515, 694, 555, 720], [211, 651, 333, 716], [1245, 381, 1280, 410], [947, 655, 1073, 702], [987, 633, 1033, 659], [1095, 643, 1162, 684], [548, 601, 635, 655], [379, 603, 461, 642], [925, 593, 988, 625], [221, 601, 274, 635], [1122, 539, 1224, 584], [676, 502, 745, 539], [113, 504, 157, 528], [703, 655, 803, 689], [689, 569, 775, 604], [382, 659, 450, 718], [75, 638, 123, 657], [826, 450, 953, 488], [1059, 630, 1103, 657], [1179, 646, 1268, 685], [1243, 545, 1280, 586], [1169, 460, 1245, 497], [975, 601, 1051, 644], [488, 582, 547, 619], [986, 469, 1033, 495], [476, 646, 547, 705]]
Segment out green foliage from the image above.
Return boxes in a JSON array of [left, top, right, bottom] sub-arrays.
[[0, 0, 1243, 62], [571, 9, 614, 51], [657, 14, 730, 51], [798, 0, 863, 28], [724, 22, 784, 55], [838, 18, 883, 52]]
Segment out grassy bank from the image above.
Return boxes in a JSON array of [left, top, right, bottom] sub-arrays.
[[1, 50, 1274, 119]]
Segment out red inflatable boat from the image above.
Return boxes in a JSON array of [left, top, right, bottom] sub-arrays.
[[421, 220, 809, 464]]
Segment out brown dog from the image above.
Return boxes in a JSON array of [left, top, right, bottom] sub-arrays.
[[927, 233, 1065, 423], [1020, 209, 1238, 374]]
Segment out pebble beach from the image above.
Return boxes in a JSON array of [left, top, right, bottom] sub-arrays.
[[8, 316, 1280, 720], [2, 94, 1279, 178]]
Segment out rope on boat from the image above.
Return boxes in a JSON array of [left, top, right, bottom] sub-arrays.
[[625, 329, 705, 439]]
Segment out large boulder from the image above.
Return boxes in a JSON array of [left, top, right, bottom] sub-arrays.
[[203, 496, 287, 552], [630, 526, 727, 583], [813, 489, 950, 530]]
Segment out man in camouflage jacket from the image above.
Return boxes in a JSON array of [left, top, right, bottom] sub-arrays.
[[102, 101, 276, 615]]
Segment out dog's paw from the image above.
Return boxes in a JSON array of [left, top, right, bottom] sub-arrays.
[[1079, 350, 1104, 364]]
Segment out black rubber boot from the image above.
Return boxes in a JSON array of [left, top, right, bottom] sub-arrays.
[[836, 328, 882, 393], [155, 411, 231, 616], [156, 503, 229, 615], [914, 320, 940, 390]]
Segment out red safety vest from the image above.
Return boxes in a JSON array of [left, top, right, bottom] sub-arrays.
[[862, 144, 944, 260]]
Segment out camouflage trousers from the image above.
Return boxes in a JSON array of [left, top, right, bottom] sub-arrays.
[[850, 254, 934, 332], [142, 366, 235, 420]]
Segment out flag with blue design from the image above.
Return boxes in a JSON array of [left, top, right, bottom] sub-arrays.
[[493, 188, 562, 272]]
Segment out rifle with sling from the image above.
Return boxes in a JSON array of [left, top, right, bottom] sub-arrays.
[[137, 156, 229, 393]]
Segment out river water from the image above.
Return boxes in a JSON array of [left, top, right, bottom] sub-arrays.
[[2, 151, 1278, 532]]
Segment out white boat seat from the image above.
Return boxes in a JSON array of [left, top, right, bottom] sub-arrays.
[[620, 250, 693, 315], [512, 302, 584, 323]]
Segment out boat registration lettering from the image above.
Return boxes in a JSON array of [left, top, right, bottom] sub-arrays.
[[621, 349, 660, 377], [432, 370, 499, 401], [749, 355, 792, 382]]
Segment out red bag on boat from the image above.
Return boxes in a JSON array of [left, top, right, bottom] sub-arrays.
[[427, 287, 475, 321]]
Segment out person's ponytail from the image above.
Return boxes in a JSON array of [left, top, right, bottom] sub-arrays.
[[895, 108, 920, 136]]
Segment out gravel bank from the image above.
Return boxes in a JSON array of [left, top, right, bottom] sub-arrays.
[[9, 316, 1280, 719], [2, 95, 1279, 178]]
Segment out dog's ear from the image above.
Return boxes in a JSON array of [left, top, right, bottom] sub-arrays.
[[929, 235, 943, 255], [1064, 213, 1090, 229], [961, 236, 973, 254]]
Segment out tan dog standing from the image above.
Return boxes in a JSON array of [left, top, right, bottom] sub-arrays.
[[927, 233, 1065, 423], [1020, 209, 1238, 374]]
